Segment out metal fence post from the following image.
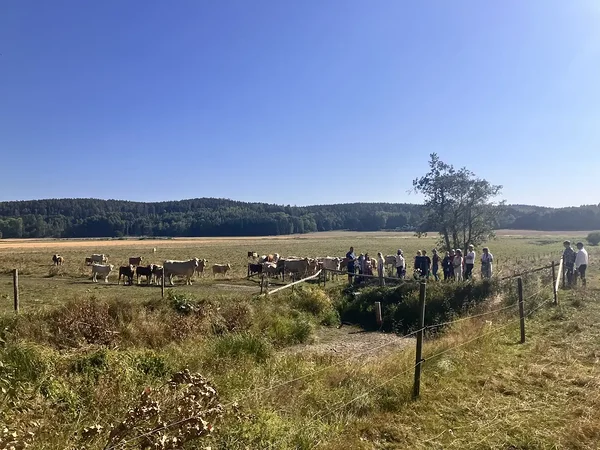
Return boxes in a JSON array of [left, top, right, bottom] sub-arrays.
[[413, 281, 426, 399]]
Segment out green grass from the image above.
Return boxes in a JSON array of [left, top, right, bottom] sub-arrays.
[[0, 231, 596, 449]]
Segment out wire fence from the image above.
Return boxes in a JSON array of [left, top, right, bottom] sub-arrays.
[[106, 264, 557, 449]]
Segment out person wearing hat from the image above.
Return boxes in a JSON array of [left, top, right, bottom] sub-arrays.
[[562, 240, 576, 287], [574, 242, 588, 287], [395, 249, 405, 279]]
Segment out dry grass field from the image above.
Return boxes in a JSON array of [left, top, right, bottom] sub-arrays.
[[1, 230, 598, 449], [0, 230, 578, 314]]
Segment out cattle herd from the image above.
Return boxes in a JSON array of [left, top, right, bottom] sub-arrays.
[[47, 250, 359, 287], [49, 253, 232, 285], [246, 252, 349, 281]]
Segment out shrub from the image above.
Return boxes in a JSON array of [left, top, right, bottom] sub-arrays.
[[133, 351, 171, 378], [47, 297, 118, 348], [587, 231, 600, 246], [210, 333, 272, 362], [337, 280, 499, 334], [70, 349, 109, 379]]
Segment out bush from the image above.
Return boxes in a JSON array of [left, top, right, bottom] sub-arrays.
[[337, 280, 499, 334], [133, 351, 171, 378], [587, 231, 600, 246]]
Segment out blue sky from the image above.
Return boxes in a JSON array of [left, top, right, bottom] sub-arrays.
[[1, 0, 599, 207]]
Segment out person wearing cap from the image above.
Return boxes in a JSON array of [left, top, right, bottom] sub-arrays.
[[574, 242, 588, 287], [395, 249, 405, 279], [562, 240, 576, 287], [464, 245, 476, 280]]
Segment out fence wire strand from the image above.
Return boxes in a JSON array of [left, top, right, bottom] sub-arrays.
[[106, 269, 555, 449]]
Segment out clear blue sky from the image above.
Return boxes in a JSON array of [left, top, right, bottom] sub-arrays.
[[1, 0, 599, 207]]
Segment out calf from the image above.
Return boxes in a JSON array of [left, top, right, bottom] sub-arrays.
[[84, 257, 93, 266], [212, 263, 232, 277], [52, 254, 64, 266], [118, 265, 135, 285], [129, 256, 143, 266], [194, 259, 209, 277], [248, 263, 263, 277], [91, 254, 108, 264], [91, 264, 114, 283], [248, 251, 258, 258], [136, 264, 155, 285], [152, 265, 164, 285]]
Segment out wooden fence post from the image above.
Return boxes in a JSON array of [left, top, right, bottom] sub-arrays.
[[13, 269, 19, 313], [260, 274, 264, 294], [517, 277, 525, 344], [375, 301, 382, 327], [551, 261, 558, 305], [413, 281, 426, 399], [323, 269, 327, 287], [161, 269, 165, 298]]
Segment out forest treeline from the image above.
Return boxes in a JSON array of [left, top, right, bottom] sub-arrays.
[[0, 198, 598, 238]]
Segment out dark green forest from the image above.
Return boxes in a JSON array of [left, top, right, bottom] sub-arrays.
[[0, 198, 598, 238]]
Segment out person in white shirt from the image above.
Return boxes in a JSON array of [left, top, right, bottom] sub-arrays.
[[481, 247, 494, 279], [453, 249, 464, 282], [395, 249, 405, 279], [464, 245, 476, 280], [575, 242, 589, 287], [377, 252, 385, 280]]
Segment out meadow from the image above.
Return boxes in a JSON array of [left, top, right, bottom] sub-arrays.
[[0, 230, 597, 449]]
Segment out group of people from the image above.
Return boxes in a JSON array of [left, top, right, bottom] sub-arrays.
[[562, 240, 589, 287], [344, 245, 494, 284], [416, 245, 494, 281]]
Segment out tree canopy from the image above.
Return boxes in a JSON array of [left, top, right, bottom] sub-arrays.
[[0, 196, 598, 239], [413, 154, 503, 251]]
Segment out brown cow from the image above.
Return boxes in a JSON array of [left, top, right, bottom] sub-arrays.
[[129, 256, 143, 266]]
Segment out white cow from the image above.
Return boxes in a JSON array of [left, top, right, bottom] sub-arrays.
[[212, 263, 232, 277], [163, 258, 199, 286], [91, 264, 114, 283], [91, 254, 108, 264], [318, 257, 341, 280]]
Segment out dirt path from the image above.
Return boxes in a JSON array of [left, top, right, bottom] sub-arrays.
[[287, 324, 413, 358]]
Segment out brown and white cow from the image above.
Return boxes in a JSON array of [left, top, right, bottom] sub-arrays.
[[136, 264, 155, 285], [129, 256, 143, 266], [118, 265, 135, 285]]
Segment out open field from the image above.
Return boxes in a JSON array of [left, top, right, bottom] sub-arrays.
[[0, 231, 598, 449], [0, 230, 585, 314]]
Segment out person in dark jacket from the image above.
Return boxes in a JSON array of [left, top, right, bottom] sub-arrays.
[[431, 249, 440, 281], [562, 240, 576, 287], [442, 251, 452, 280]]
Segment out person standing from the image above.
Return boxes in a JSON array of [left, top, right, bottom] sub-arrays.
[[481, 247, 494, 279], [448, 250, 456, 279], [464, 245, 476, 280], [357, 253, 365, 283], [422, 250, 432, 279], [346, 247, 356, 284], [395, 249, 405, 279], [442, 251, 452, 280], [414, 251, 423, 278], [562, 240, 576, 287], [431, 249, 440, 281], [453, 249, 464, 282], [364, 253, 373, 277], [575, 242, 588, 287], [377, 252, 385, 279]]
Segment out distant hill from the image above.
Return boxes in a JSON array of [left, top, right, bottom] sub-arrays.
[[0, 198, 597, 238]]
